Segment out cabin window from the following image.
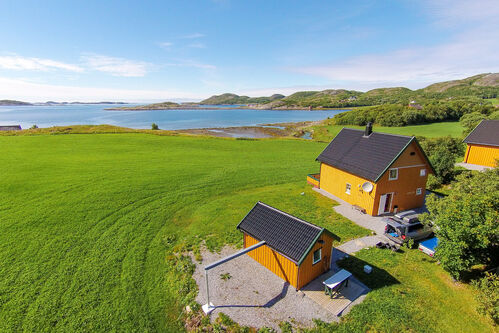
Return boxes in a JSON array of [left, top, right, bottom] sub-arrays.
[[345, 183, 351, 194], [389, 168, 398, 180], [313, 248, 322, 264], [416, 188, 422, 195], [410, 151, 416, 156], [420, 169, 426, 176]]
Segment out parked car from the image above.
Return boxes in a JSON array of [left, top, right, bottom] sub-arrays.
[[383, 210, 433, 244], [418, 237, 438, 257]]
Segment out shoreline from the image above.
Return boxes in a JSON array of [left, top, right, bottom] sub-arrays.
[[105, 105, 350, 111]]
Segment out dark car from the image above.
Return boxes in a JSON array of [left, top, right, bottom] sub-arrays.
[[383, 210, 433, 244]]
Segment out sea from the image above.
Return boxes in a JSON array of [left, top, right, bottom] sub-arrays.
[[0, 104, 348, 130]]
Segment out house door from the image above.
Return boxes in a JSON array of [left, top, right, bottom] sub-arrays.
[[378, 193, 393, 215]]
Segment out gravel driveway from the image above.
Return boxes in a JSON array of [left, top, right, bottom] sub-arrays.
[[193, 246, 338, 330]]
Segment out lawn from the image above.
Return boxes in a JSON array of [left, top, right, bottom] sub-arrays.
[[308, 121, 464, 141], [322, 248, 497, 333], [0, 133, 366, 332], [0, 132, 492, 332]]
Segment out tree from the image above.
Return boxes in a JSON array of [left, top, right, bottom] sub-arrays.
[[460, 112, 487, 135], [429, 147, 457, 183], [151, 123, 159, 130], [472, 272, 499, 325], [422, 168, 499, 279]]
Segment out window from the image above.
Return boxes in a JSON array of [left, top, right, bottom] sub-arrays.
[[416, 188, 422, 195], [389, 168, 398, 180], [420, 169, 426, 176], [313, 248, 322, 264], [345, 183, 351, 194], [410, 151, 416, 156]]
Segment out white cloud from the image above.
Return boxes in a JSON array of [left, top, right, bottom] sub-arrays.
[[0, 76, 206, 102], [164, 60, 216, 70], [81, 54, 151, 77], [0, 55, 83, 72], [158, 42, 173, 49], [289, 0, 499, 89], [180, 33, 205, 39], [187, 42, 206, 49]]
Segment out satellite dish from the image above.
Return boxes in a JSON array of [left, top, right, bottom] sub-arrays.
[[361, 182, 374, 193]]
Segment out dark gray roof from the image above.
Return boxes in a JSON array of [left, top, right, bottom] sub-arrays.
[[0, 125, 21, 131], [463, 120, 499, 147], [237, 202, 324, 264], [317, 128, 416, 182]]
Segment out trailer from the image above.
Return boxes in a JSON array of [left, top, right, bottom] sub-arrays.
[[418, 237, 438, 257]]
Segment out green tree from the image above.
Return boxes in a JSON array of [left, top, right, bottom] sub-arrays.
[[472, 272, 499, 325], [460, 112, 487, 135], [428, 146, 457, 183], [151, 123, 159, 130], [422, 168, 499, 279]]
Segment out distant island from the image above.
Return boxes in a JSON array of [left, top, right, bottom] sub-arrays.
[[106, 73, 499, 111], [0, 100, 128, 106], [0, 100, 32, 106]]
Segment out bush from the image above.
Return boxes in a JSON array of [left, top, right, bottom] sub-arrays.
[[429, 147, 456, 184], [422, 168, 499, 279], [30, 124, 38, 129], [151, 123, 159, 130], [472, 272, 499, 325], [426, 174, 441, 190]]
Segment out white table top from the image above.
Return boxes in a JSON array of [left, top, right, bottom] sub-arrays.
[[323, 269, 352, 289]]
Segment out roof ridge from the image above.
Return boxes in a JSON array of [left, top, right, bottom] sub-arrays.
[[256, 201, 323, 231], [342, 127, 414, 139]]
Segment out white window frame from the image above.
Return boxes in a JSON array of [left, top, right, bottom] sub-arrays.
[[420, 169, 426, 177], [416, 188, 422, 195], [345, 183, 351, 194], [389, 168, 398, 180], [312, 248, 322, 264]]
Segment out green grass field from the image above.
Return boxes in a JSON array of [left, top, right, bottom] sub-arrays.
[[0, 132, 493, 332], [308, 121, 464, 141]]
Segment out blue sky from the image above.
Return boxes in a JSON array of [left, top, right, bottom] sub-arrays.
[[0, 0, 498, 102]]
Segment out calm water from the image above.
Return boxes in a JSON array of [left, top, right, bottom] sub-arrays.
[[0, 104, 347, 130]]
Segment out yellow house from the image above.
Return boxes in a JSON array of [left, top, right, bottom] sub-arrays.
[[237, 202, 334, 289], [463, 119, 499, 168], [308, 123, 434, 216]]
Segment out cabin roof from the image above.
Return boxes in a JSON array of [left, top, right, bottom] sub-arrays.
[[463, 119, 499, 147], [0, 125, 21, 131], [316, 128, 432, 182], [237, 202, 325, 265]]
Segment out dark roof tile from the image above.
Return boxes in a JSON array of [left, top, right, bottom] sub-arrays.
[[463, 120, 499, 147], [316, 128, 414, 182], [237, 202, 323, 264]]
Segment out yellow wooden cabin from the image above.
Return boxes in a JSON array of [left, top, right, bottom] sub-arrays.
[[307, 123, 434, 216], [237, 202, 334, 290], [463, 120, 499, 168]]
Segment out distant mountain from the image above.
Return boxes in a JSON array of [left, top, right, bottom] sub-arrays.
[[0, 100, 32, 106], [200, 93, 284, 105], [200, 73, 499, 109]]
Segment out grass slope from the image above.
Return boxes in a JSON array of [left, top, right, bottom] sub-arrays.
[[0, 133, 367, 332], [308, 121, 464, 141], [321, 248, 496, 332]]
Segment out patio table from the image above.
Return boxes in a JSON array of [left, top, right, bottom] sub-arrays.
[[323, 269, 352, 298]]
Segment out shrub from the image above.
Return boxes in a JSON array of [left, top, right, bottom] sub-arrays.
[[151, 123, 159, 130], [30, 124, 38, 129], [422, 168, 499, 279], [426, 174, 441, 190], [471, 272, 499, 325]]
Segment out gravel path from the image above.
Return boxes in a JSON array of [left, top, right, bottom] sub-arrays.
[[193, 246, 337, 330]]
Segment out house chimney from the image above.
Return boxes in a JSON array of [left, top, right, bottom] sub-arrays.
[[364, 122, 373, 136]]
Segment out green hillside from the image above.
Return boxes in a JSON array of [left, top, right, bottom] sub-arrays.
[[199, 93, 284, 105], [199, 73, 499, 108]]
